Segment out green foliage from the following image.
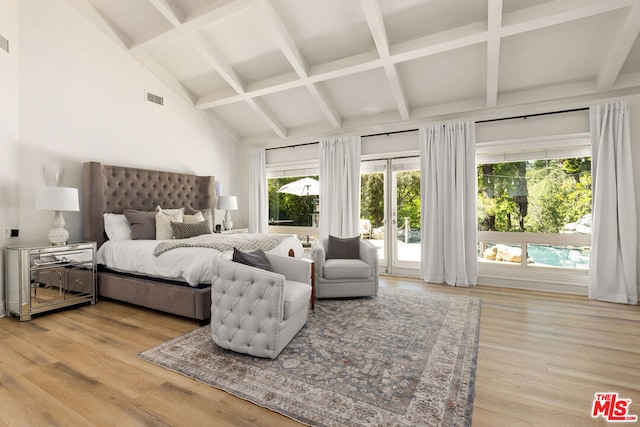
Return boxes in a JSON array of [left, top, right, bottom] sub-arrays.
[[477, 157, 592, 233], [360, 170, 421, 230], [360, 172, 385, 228], [268, 176, 318, 226], [396, 170, 421, 229], [268, 157, 591, 236]]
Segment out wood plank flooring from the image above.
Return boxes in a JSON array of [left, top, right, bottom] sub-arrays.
[[1, 276, 638, 426]]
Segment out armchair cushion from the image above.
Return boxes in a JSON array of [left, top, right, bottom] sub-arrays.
[[232, 247, 271, 271], [324, 259, 371, 280], [326, 235, 360, 259]]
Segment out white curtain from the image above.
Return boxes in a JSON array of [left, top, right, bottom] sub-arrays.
[[249, 147, 268, 234], [319, 135, 361, 238], [419, 122, 478, 287], [589, 101, 637, 304]]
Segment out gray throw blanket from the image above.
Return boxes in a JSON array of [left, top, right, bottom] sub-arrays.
[[153, 233, 292, 256]]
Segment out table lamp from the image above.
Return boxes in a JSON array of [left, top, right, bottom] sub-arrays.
[[36, 186, 80, 245], [217, 195, 238, 230]]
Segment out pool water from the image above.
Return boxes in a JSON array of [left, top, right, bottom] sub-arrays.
[[527, 244, 590, 269]]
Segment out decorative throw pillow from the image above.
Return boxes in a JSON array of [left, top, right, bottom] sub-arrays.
[[156, 205, 183, 215], [183, 210, 205, 224], [103, 213, 132, 240], [184, 206, 213, 232], [171, 220, 211, 239], [326, 235, 361, 259], [123, 210, 156, 240], [232, 247, 271, 271], [156, 209, 183, 240]]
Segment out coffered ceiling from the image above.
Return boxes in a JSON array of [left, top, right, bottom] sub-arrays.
[[67, 0, 640, 144]]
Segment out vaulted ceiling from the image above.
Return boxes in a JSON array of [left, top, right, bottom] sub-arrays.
[[68, 0, 640, 144]]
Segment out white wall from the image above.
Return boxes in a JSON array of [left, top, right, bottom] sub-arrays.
[[0, 0, 20, 316], [17, 0, 237, 245], [0, 0, 238, 315]]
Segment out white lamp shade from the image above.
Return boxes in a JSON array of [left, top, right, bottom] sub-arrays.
[[36, 186, 80, 211], [216, 195, 237, 210]]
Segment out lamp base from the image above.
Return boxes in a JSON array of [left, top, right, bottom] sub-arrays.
[[48, 211, 69, 246], [223, 209, 233, 231]]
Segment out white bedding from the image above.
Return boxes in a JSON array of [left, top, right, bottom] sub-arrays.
[[96, 234, 303, 286]]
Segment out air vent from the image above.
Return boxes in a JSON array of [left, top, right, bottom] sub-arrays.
[[146, 91, 164, 106], [0, 34, 9, 53]]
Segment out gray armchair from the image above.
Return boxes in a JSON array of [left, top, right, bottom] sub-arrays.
[[311, 237, 379, 298], [210, 253, 312, 359]]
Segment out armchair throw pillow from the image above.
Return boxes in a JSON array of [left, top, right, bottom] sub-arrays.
[[326, 235, 360, 259], [232, 248, 272, 271]]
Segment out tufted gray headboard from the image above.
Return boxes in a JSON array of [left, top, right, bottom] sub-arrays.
[[82, 161, 216, 248]]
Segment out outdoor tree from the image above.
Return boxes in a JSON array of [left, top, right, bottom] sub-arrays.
[[396, 170, 421, 229], [361, 172, 384, 228], [477, 157, 591, 233]]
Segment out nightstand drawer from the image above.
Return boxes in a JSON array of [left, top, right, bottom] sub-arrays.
[[66, 267, 94, 294]]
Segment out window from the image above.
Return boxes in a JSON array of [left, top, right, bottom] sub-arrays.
[[267, 175, 319, 247], [477, 156, 591, 270]]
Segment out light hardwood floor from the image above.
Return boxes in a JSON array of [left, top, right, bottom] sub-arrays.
[[1, 276, 638, 426]]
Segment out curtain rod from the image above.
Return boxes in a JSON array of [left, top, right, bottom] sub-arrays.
[[474, 107, 588, 124], [265, 107, 589, 151]]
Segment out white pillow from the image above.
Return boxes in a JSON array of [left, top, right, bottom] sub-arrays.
[[184, 211, 205, 224], [156, 209, 183, 240], [156, 205, 183, 215], [103, 213, 132, 240]]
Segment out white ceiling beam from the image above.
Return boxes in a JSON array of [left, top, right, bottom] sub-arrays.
[[360, 0, 390, 58], [612, 71, 640, 90], [196, 0, 635, 121], [147, 0, 185, 28], [597, 4, 640, 91], [65, 0, 131, 48], [486, 0, 503, 108], [254, 0, 341, 129], [247, 98, 288, 138], [306, 84, 342, 129], [198, 73, 303, 109], [360, 0, 410, 120], [190, 31, 245, 94], [189, 30, 286, 137], [499, 79, 597, 106], [391, 21, 488, 64], [384, 65, 410, 120], [309, 50, 382, 82], [502, 0, 634, 37], [197, 24, 486, 112], [254, 0, 308, 77], [129, 0, 253, 54]]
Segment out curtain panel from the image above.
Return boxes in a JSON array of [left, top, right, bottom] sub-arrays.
[[589, 101, 638, 304], [249, 147, 268, 234], [419, 122, 478, 287], [319, 135, 361, 238]]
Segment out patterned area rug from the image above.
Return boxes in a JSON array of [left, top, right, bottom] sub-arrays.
[[138, 288, 481, 426]]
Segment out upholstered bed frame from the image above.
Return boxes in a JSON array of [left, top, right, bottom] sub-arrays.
[[82, 161, 216, 323]]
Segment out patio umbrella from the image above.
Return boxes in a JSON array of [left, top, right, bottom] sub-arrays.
[[277, 177, 319, 196]]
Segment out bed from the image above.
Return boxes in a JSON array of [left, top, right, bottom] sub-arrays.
[[82, 161, 303, 323]]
